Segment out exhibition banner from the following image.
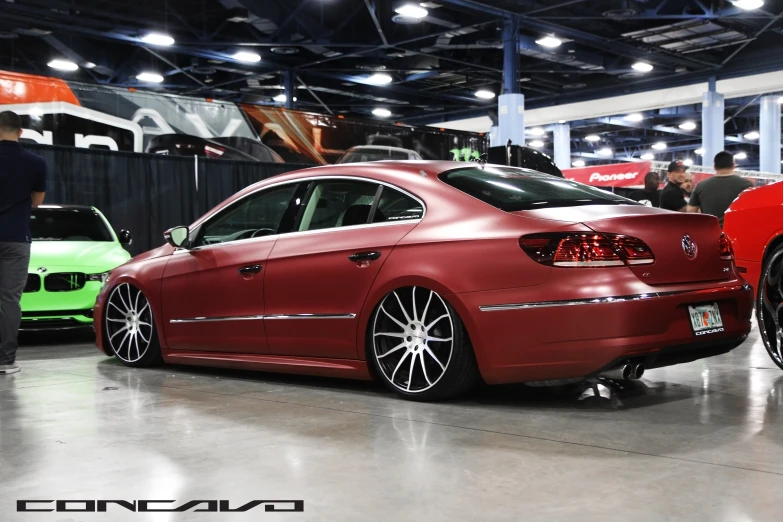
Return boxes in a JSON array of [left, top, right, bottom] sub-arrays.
[[562, 161, 652, 188]]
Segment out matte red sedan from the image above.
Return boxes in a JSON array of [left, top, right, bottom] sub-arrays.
[[724, 180, 783, 370], [94, 161, 753, 400]]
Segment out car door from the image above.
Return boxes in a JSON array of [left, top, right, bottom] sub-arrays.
[[263, 177, 425, 359], [161, 182, 302, 353]]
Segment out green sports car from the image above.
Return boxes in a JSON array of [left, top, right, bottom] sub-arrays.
[[21, 205, 132, 330]]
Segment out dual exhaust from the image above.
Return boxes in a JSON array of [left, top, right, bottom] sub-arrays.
[[598, 362, 645, 381]]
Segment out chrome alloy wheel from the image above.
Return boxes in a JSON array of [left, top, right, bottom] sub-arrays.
[[105, 283, 154, 364], [372, 287, 455, 393], [759, 248, 783, 369]]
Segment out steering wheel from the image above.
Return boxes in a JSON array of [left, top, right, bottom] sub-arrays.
[[250, 228, 277, 238]]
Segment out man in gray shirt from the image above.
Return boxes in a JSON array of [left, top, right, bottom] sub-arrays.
[[687, 151, 753, 227]]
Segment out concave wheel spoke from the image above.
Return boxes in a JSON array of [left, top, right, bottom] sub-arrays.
[[391, 351, 410, 384], [421, 291, 433, 326], [411, 286, 418, 322], [381, 305, 406, 330], [424, 346, 445, 371], [110, 325, 129, 340], [107, 317, 127, 323], [374, 331, 405, 338], [420, 352, 432, 386], [393, 291, 412, 324], [406, 353, 416, 391], [133, 333, 141, 361], [426, 314, 449, 330], [137, 327, 150, 344], [126, 285, 134, 313], [378, 342, 406, 359], [138, 321, 152, 328], [134, 290, 141, 315], [427, 336, 452, 342], [108, 301, 126, 315], [138, 302, 150, 316], [118, 331, 131, 357], [116, 286, 130, 312]]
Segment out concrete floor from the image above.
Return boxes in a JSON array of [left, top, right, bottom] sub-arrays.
[[1, 322, 782, 522]]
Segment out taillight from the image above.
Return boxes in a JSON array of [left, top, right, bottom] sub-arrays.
[[520, 233, 655, 268], [719, 233, 734, 261]]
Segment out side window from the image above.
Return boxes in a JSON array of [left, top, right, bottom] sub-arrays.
[[372, 187, 424, 222], [195, 184, 297, 246], [297, 180, 380, 231]]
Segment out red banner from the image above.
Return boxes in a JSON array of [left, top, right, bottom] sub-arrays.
[[562, 162, 652, 187]]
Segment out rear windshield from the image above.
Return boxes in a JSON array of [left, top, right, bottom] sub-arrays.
[[31, 208, 113, 242], [439, 166, 636, 211], [338, 149, 410, 163]]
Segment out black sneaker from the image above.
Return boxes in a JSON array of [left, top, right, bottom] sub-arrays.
[[0, 364, 20, 375]]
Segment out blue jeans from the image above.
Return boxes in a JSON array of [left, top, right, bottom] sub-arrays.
[[0, 242, 30, 365]]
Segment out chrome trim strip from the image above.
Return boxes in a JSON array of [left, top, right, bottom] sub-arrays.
[[478, 283, 752, 312], [170, 313, 356, 323]]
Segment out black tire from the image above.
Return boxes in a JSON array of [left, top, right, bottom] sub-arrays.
[[104, 283, 163, 367], [757, 245, 783, 370], [367, 286, 480, 401]]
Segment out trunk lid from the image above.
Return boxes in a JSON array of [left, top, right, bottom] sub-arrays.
[[514, 206, 732, 285]]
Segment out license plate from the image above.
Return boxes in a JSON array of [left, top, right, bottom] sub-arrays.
[[688, 303, 724, 336]]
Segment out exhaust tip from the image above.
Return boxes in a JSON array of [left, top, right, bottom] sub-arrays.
[[621, 364, 633, 380], [631, 363, 645, 379]]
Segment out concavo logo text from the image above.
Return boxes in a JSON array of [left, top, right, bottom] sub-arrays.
[[17, 500, 303, 513], [589, 171, 642, 182]]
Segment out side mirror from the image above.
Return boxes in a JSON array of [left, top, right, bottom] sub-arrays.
[[164, 226, 189, 248], [118, 229, 132, 246]]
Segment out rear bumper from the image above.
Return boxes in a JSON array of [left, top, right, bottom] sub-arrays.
[[449, 281, 754, 385]]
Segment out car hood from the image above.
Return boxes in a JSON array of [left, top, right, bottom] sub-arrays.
[[30, 241, 131, 271]]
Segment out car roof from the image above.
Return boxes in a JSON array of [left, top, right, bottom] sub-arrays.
[[345, 145, 418, 153]]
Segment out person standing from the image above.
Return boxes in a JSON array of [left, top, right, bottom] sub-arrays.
[[0, 111, 47, 375], [687, 151, 753, 227], [628, 171, 661, 207], [659, 160, 690, 211]]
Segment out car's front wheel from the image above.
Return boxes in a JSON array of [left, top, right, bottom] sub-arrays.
[[759, 245, 783, 370], [368, 286, 479, 401], [104, 283, 162, 367]]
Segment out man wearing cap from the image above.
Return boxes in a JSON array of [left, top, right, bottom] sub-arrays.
[[659, 160, 690, 212]]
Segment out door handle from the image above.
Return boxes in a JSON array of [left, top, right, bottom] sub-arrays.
[[238, 264, 262, 275], [348, 251, 381, 262]]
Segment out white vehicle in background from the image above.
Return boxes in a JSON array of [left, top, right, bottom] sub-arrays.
[[335, 145, 422, 163]]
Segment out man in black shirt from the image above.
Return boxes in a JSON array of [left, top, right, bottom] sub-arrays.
[[688, 151, 753, 227], [628, 171, 661, 207], [0, 111, 47, 375], [659, 160, 690, 211]]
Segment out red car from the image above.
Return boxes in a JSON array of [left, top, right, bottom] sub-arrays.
[[723, 180, 783, 370], [94, 161, 753, 400]]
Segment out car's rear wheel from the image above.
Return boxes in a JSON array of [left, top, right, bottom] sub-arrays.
[[105, 283, 162, 367], [369, 286, 479, 401], [758, 245, 783, 370]]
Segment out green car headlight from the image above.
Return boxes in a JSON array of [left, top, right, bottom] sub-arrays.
[[87, 272, 110, 283]]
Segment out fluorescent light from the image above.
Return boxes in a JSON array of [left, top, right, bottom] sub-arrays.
[[558, 120, 566, 124], [734, 152, 747, 160], [652, 141, 667, 150], [625, 113, 644, 122], [679, 121, 697, 130], [641, 153, 655, 160], [136, 72, 163, 83], [528, 127, 545, 136], [779, 95, 783, 104], [683, 158, 694, 166], [597, 148, 613, 156], [632, 62, 654, 72], [572, 160, 585, 167], [47, 59, 78, 71], [536, 36, 562, 48], [529, 140, 544, 148], [142, 32, 175, 46], [585, 134, 600, 141], [474, 89, 495, 99], [232, 51, 261, 63], [372, 108, 391, 117], [394, 4, 428, 18], [744, 131, 760, 140], [365, 73, 392, 85], [695, 148, 704, 155], [731, 0, 764, 9], [273, 94, 296, 102]]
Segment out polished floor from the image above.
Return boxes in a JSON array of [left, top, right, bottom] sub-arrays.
[[1, 321, 782, 522]]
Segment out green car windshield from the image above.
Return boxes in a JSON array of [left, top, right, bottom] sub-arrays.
[[31, 208, 113, 242]]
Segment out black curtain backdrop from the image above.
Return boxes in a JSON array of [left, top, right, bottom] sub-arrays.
[[24, 144, 308, 255]]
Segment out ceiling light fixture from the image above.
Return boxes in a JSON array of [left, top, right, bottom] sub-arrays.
[[141, 32, 175, 46], [679, 121, 697, 130], [625, 113, 644, 122], [529, 127, 545, 136], [474, 89, 495, 99], [273, 94, 297, 102], [652, 141, 667, 150], [597, 147, 613, 156], [535, 36, 562, 48], [372, 108, 391, 117], [731, 0, 764, 10], [585, 134, 600, 141], [136, 72, 164, 83], [744, 131, 760, 140], [558, 120, 567, 124], [695, 148, 704, 155], [47, 59, 78, 71], [640, 153, 655, 160], [232, 51, 261, 62], [778, 95, 783, 104], [572, 159, 585, 167], [529, 140, 544, 148], [632, 61, 654, 72], [394, 4, 428, 18], [365, 73, 393, 85], [734, 152, 747, 160], [683, 158, 694, 166]]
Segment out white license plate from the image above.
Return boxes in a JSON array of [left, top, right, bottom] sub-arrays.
[[688, 303, 724, 336]]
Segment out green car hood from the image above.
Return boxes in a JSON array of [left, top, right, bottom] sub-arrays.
[[30, 241, 131, 271]]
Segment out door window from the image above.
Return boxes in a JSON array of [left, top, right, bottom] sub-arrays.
[[296, 180, 381, 231], [194, 184, 297, 246], [371, 187, 424, 222]]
